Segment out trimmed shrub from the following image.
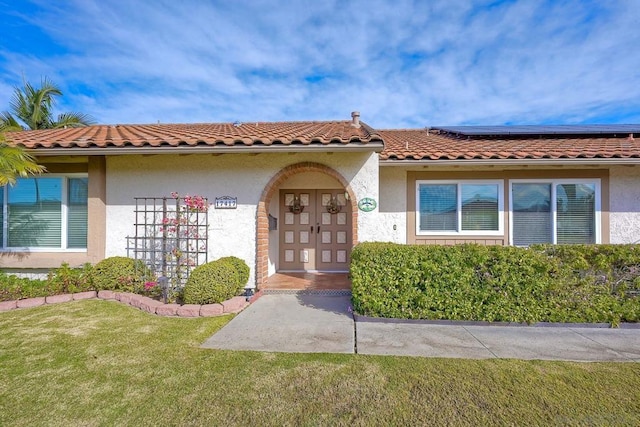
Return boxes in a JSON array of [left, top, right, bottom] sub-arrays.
[[351, 242, 640, 325], [183, 259, 243, 304], [218, 256, 250, 288], [90, 257, 154, 292]]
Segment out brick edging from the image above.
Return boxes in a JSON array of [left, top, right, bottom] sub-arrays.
[[0, 290, 259, 317]]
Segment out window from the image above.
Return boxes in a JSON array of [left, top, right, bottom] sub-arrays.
[[510, 180, 599, 246], [1, 176, 88, 250], [417, 181, 503, 235]]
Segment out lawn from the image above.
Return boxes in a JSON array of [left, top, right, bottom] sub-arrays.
[[1, 300, 639, 426]]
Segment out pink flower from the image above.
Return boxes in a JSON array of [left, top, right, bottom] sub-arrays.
[[144, 281, 157, 290]]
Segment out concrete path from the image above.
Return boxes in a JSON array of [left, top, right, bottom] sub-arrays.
[[201, 294, 640, 362], [202, 294, 354, 353]]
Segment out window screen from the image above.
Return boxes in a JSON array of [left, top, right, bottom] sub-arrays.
[[512, 183, 552, 246], [461, 184, 499, 231], [556, 183, 595, 244], [419, 184, 457, 231], [8, 178, 62, 247], [67, 178, 89, 248]]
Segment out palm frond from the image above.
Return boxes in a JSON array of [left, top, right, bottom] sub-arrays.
[[54, 112, 96, 128], [0, 112, 24, 132], [0, 136, 45, 186], [5, 77, 96, 130]]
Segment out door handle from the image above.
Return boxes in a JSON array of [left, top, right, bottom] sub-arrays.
[[317, 223, 320, 234], [310, 226, 314, 233]]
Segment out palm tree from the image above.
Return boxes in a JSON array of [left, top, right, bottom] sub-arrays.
[[0, 133, 45, 186], [0, 77, 95, 131]]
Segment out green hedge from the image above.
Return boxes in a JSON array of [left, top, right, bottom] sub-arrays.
[[90, 256, 154, 293], [350, 243, 640, 325], [182, 257, 248, 305], [218, 256, 250, 287], [0, 255, 250, 304]]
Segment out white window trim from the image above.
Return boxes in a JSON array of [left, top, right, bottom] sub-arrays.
[[416, 180, 505, 236], [1, 173, 88, 252], [508, 178, 601, 246]]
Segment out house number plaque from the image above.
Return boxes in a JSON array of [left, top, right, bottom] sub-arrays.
[[215, 196, 237, 209], [358, 197, 377, 212]]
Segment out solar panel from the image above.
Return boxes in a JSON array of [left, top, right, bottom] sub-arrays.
[[433, 124, 640, 136]]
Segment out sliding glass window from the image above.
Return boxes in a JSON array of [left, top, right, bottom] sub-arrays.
[[417, 181, 503, 235]]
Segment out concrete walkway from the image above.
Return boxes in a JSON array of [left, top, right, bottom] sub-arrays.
[[201, 294, 640, 362]]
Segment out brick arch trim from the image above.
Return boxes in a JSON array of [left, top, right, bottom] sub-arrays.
[[255, 162, 358, 288]]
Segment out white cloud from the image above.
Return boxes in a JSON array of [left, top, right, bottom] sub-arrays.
[[1, 0, 639, 127]]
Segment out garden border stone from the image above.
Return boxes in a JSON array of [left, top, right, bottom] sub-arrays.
[[0, 300, 17, 311], [73, 291, 97, 300], [177, 304, 201, 317], [46, 294, 73, 304], [2, 291, 255, 317], [222, 296, 249, 313], [16, 297, 46, 308]]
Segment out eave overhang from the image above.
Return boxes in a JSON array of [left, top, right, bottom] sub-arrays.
[[26, 141, 385, 157], [379, 158, 640, 166]]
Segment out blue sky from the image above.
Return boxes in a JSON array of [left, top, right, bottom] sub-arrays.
[[1, 0, 639, 128]]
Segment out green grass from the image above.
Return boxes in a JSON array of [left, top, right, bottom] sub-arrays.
[[1, 300, 639, 426]]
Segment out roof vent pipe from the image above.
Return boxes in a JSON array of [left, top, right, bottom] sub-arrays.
[[351, 111, 361, 128]]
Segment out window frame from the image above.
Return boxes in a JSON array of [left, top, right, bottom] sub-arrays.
[[508, 178, 601, 246], [1, 173, 88, 252], [416, 179, 505, 236]]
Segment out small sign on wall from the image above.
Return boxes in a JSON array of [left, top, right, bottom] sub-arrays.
[[358, 197, 377, 212], [215, 196, 237, 209]]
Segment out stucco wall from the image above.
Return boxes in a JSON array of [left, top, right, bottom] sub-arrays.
[[378, 164, 640, 245], [376, 167, 407, 243], [609, 165, 640, 243], [105, 151, 379, 285]]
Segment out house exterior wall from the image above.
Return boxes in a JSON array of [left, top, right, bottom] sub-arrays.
[[377, 167, 407, 243], [609, 165, 640, 243], [376, 166, 618, 246], [7, 156, 639, 278], [0, 157, 106, 269], [105, 151, 379, 286]]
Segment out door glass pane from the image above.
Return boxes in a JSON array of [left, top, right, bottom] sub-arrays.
[[512, 183, 552, 246], [8, 178, 62, 247], [419, 184, 457, 231], [557, 183, 595, 244], [68, 178, 88, 248], [461, 184, 499, 231]]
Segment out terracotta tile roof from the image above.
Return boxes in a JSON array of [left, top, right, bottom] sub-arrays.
[[6, 121, 382, 150], [6, 119, 640, 162], [378, 129, 640, 161]]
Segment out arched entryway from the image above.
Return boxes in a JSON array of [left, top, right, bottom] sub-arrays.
[[255, 162, 358, 289]]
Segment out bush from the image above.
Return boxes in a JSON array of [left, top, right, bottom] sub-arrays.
[[90, 257, 154, 292], [218, 256, 250, 288], [47, 263, 94, 294], [183, 259, 244, 305], [351, 242, 640, 325], [0, 272, 48, 301]]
